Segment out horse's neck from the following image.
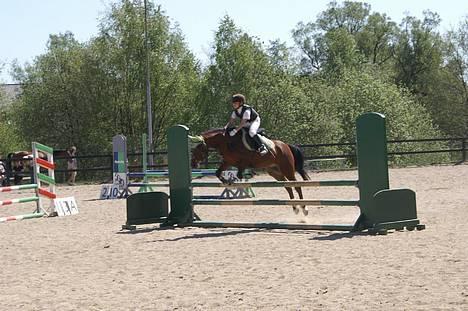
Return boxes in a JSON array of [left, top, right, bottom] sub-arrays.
[[205, 136, 224, 149]]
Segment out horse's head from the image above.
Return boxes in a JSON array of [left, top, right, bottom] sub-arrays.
[[188, 134, 208, 168], [189, 128, 227, 168], [191, 142, 208, 168]]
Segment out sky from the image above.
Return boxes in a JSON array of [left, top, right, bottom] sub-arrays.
[[1, 0, 467, 83]]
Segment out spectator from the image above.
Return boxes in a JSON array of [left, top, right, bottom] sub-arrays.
[[67, 146, 77, 185]]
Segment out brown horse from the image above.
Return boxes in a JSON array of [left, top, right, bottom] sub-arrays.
[[190, 128, 311, 215], [5, 149, 62, 185]]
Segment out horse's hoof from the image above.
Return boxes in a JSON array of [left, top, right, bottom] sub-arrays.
[[302, 207, 309, 216], [292, 206, 299, 214]]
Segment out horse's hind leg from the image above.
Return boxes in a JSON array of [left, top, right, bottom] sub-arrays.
[[278, 158, 308, 216], [294, 186, 308, 216], [267, 168, 301, 214]]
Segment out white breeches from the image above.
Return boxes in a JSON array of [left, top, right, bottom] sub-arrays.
[[247, 117, 260, 137]]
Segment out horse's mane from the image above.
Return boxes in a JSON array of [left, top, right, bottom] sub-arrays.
[[201, 128, 225, 138]]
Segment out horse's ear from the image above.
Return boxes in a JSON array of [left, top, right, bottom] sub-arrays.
[[188, 135, 205, 143]]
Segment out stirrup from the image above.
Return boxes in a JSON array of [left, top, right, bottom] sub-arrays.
[[258, 145, 268, 155]]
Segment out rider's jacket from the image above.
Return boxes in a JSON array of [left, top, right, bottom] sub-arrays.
[[234, 104, 259, 123]]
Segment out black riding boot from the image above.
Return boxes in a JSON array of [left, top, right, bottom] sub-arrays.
[[251, 135, 268, 155]]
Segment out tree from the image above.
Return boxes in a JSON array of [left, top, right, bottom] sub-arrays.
[[442, 17, 468, 136], [355, 12, 397, 67], [11, 0, 201, 153], [11, 32, 99, 151], [393, 11, 443, 92], [197, 16, 274, 132], [328, 69, 448, 165], [92, 0, 201, 149], [292, 1, 397, 76], [0, 80, 26, 155], [197, 16, 313, 144]]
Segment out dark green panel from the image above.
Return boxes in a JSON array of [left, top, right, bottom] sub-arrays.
[[167, 125, 193, 224], [372, 188, 418, 223], [355, 112, 389, 228], [125, 192, 169, 226]]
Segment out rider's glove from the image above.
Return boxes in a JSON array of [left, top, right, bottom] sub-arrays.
[[229, 129, 237, 137]]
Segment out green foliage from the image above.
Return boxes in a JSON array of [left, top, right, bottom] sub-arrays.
[[0, 108, 27, 157], [196, 16, 276, 132], [11, 0, 200, 154], [11, 32, 107, 153], [393, 12, 443, 91], [330, 69, 449, 165], [0, 70, 28, 155], [439, 19, 468, 137], [292, 2, 466, 143]]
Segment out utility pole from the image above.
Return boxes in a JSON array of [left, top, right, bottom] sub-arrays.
[[144, 0, 154, 167]]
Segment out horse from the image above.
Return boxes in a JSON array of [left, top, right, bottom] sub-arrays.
[[5, 151, 34, 185], [5, 149, 62, 185], [3, 148, 72, 186], [0, 160, 6, 186], [190, 128, 311, 215]]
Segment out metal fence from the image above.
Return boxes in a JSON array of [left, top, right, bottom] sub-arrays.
[[1, 137, 466, 184]]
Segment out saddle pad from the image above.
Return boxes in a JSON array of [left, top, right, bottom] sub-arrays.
[[241, 131, 274, 151]]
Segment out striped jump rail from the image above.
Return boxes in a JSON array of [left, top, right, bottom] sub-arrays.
[[146, 169, 218, 174], [0, 183, 56, 200], [0, 196, 39, 206], [127, 179, 357, 188], [0, 184, 39, 207], [193, 199, 359, 206], [129, 170, 217, 179], [191, 179, 358, 188], [128, 182, 170, 187], [0, 212, 45, 223], [0, 184, 38, 192]]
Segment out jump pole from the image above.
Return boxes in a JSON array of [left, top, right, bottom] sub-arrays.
[[163, 112, 424, 233]]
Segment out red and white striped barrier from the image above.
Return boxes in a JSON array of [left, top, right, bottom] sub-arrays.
[[0, 142, 57, 223]]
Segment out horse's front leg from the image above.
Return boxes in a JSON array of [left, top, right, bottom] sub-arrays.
[[235, 167, 245, 181], [216, 161, 231, 184]]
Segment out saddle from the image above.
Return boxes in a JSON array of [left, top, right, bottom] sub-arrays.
[[239, 128, 274, 152], [225, 127, 274, 152]]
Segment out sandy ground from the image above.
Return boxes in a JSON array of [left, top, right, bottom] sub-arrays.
[[0, 164, 467, 310]]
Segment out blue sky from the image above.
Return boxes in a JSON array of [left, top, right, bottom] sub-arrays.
[[1, 0, 467, 83]]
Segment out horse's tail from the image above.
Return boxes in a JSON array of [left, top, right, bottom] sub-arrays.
[[288, 144, 310, 180]]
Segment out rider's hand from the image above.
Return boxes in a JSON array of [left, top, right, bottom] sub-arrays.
[[229, 129, 237, 137]]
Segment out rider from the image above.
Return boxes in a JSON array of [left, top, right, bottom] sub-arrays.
[[225, 93, 268, 156]]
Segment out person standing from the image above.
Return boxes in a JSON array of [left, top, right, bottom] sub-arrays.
[[67, 146, 78, 185]]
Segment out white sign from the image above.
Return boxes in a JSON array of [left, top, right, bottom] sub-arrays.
[[54, 197, 79, 217], [222, 170, 239, 182], [113, 173, 127, 190], [100, 184, 121, 200]]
